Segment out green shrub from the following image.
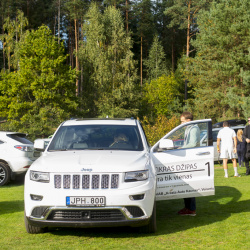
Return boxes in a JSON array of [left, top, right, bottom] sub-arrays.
[[141, 114, 179, 145]]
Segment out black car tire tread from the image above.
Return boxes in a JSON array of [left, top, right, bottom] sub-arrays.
[[24, 213, 46, 234], [139, 201, 157, 233], [0, 162, 11, 186]]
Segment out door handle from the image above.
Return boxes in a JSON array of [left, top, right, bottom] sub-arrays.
[[196, 152, 210, 155]]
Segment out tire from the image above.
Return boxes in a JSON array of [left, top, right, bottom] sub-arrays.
[[24, 213, 46, 234], [0, 163, 11, 186], [139, 201, 157, 233]]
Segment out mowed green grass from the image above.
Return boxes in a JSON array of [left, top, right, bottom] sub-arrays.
[[0, 164, 249, 249]]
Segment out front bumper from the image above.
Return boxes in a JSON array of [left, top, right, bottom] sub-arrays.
[[26, 206, 150, 228]]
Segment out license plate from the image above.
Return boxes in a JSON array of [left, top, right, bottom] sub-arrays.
[[66, 196, 105, 206]]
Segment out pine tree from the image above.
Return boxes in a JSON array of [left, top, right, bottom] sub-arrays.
[[189, 0, 250, 120], [144, 35, 169, 82], [80, 3, 139, 118], [133, 0, 156, 86]]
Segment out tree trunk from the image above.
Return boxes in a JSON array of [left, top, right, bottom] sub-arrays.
[[186, 0, 191, 58], [2, 38, 6, 71], [74, 18, 79, 96], [27, 0, 29, 21], [58, 0, 60, 44], [140, 34, 143, 87], [125, 0, 128, 33], [171, 28, 175, 71], [69, 23, 74, 68], [2, 15, 6, 71], [54, 15, 56, 36]]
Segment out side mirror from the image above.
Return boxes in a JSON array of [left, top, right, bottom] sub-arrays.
[[34, 139, 46, 151], [159, 139, 174, 150]]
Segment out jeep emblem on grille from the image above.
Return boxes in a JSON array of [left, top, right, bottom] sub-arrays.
[[81, 168, 93, 172]]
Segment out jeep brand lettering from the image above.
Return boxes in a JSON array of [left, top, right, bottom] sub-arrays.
[[81, 168, 93, 172]]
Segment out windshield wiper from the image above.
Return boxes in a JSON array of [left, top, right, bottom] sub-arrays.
[[48, 148, 69, 151]]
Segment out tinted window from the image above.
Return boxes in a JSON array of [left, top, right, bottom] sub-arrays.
[[7, 134, 33, 144], [212, 131, 219, 142], [48, 125, 144, 151]]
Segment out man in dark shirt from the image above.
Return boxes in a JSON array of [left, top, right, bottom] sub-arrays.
[[243, 117, 250, 175]]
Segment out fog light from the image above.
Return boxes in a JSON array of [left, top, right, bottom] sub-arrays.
[[30, 194, 43, 201], [129, 194, 145, 200]]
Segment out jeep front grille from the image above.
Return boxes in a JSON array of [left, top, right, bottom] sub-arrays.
[[47, 209, 125, 221], [54, 174, 119, 189]]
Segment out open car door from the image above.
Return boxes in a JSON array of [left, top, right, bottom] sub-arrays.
[[151, 119, 214, 201]]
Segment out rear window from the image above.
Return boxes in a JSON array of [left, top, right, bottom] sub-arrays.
[[48, 124, 144, 151], [7, 134, 33, 144]]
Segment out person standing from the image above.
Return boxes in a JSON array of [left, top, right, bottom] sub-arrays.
[[236, 129, 246, 168], [177, 111, 200, 216], [217, 121, 239, 177], [243, 117, 250, 175]]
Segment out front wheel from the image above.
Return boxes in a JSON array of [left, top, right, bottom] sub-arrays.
[[24, 213, 46, 234], [0, 163, 11, 186], [139, 201, 157, 233]]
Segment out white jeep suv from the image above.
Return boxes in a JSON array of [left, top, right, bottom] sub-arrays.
[[0, 132, 39, 186], [25, 118, 157, 233], [24, 118, 215, 234]]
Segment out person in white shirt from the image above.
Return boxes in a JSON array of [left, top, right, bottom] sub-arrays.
[[217, 121, 239, 177]]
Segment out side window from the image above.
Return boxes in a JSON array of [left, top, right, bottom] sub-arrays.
[[212, 131, 219, 142], [166, 122, 210, 149], [0, 140, 4, 144]]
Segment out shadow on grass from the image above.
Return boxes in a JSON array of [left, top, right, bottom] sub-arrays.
[[0, 176, 25, 215], [2, 174, 25, 187], [46, 185, 249, 237], [0, 200, 24, 214]]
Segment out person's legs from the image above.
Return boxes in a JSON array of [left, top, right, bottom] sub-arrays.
[[237, 151, 242, 167], [184, 197, 196, 211], [241, 157, 245, 168], [245, 159, 250, 175], [232, 158, 239, 176], [223, 158, 228, 177], [178, 198, 196, 216]]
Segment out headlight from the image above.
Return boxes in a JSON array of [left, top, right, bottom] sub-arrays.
[[124, 170, 149, 182], [30, 171, 50, 183]]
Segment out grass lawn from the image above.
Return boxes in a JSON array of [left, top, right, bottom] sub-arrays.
[[0, 163, 249, 249]]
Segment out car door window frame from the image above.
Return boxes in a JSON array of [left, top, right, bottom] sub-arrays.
[[151, 119, 213, 153]]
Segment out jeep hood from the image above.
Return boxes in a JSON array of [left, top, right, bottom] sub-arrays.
[[30, 150, 150, 173]]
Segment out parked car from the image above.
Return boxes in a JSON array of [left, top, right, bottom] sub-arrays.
[[200, 120, 246, 162], [213, 119, 246, 128], [0, 132, 40, 186], [24, 118, 214, 234]]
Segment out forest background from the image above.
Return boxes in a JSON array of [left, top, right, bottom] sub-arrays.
[[0, 0, 249, 143]]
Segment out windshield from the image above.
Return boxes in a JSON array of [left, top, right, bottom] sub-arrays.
[[7, 134, 33, 144], [47, 124, 144, 151]]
